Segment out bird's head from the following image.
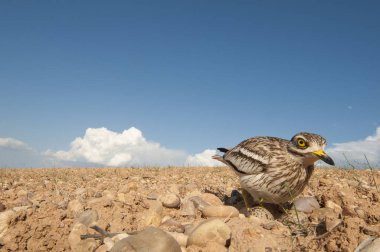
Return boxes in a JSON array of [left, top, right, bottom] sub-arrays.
[[288, 132, 335, 166]]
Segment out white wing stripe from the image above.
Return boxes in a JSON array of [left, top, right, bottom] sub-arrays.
[[239, 148, 268, 164]]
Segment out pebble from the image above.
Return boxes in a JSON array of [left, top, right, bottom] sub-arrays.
[[67, 222, 88, 250], [67, 199, 84, 216], [179, 200, 196, 216], [144, 200, 163, 227], [77, 209, 99, 227], [16, 189, 28, 198], [293, 197, 320, 213], [147, 192, 159, 200], [342, 205, 357, 217], [355, 207, 366, 219], [187, 218, 231, 247], [325, 200, 342, 213], [200, 193, 223, 206], [325, 219, 342, 232], [201, 205, 239, 218], [74, 188, 87, 196], [117, 193, 126, 203], [110, 226, 181, 252], [160, 193, 181, 208], [189, 196, 210, 210]]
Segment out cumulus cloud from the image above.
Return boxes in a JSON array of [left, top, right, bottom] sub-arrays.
[[186, 149, 222, 167], [46, 127, 223, 167], [0, 137, 29, 150], [327, 127, 380, 167]]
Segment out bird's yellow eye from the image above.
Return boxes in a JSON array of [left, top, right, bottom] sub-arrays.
[[297, 139, 306, 148]]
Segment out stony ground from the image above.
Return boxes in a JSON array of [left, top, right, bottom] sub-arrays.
[[0, 167, 379, 252]]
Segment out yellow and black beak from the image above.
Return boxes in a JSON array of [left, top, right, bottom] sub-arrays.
[[313, 150, 335, 166]]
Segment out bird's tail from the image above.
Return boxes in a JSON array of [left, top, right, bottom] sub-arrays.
[[212, 147, 229, 164], [217, 147, 229, 153]]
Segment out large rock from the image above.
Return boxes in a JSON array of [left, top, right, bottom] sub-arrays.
[[187, 218, 231, 247], [110, 226, 181, 252], [160, 193, 181, 208]]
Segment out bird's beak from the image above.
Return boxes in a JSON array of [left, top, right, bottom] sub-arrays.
[[313, 149, 335, 165]]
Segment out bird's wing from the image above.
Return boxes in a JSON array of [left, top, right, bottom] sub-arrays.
[[223, 138, 276, 175]]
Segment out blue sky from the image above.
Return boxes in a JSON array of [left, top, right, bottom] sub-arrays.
[[0, 1, 379, 167]]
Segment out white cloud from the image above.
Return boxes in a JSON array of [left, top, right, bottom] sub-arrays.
[[46, 127, 193, 167], [0, 137, 29, 150], [327, 127, 380, 167], [186, 149, 222, 167]]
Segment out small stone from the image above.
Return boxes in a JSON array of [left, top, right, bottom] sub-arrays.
[[68, 199, 84, 216], [187, 219, 231, 247], [94, 192, 102, 198], [342, 206, 357, 217], [110, 226, 181, 252], [144, 200, 163, 227], [362, 226, 380, 237], [325, 219, 342, 232], [147, 192, 159, 200], [179, 200, 196, 216], [189, 196, 210, 210], [68, 222, 88, 250], [201, 205, 239, 218], [319, 178, 330, 186], [117, 193, 126, 203], [293, 197, 320, 214], [261, 221, 277, 230], [200, 193, 223, 206], [160, 193, 181, 208], [355, 207, 366, 219], [325, 200, 342, 213], [103, 190, 115, 200], [77, 209, 99, 227], [74, 188, 87, 196]]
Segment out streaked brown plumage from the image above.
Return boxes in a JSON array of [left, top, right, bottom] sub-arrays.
[[213, 132, 334, 204]]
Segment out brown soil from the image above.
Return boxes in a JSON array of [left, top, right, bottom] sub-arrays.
[[0, 167, 379, 251]]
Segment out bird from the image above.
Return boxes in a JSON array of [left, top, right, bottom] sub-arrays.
[[212, 132, 334, 207]]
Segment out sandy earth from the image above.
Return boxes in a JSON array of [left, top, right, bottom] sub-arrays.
[[0, 167, 379, 251]]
